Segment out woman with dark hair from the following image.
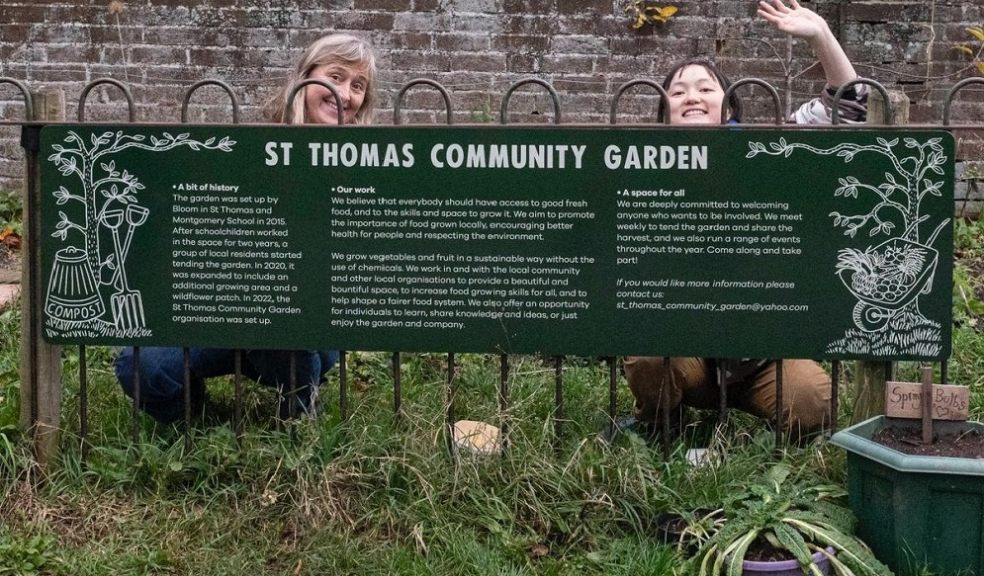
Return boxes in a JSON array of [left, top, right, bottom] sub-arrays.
[[625, 0, 868, 438], [656, 58, 743, 124]]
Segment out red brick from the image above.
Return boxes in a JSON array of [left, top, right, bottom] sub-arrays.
[[391, 90, 453, 114], [559, 15, 623, 36], [0, 101, 33, 122], [131, 46, 190, 66], [507, 54, 540, 74], [332, 12, 396, 31], [0, 5, 50, 23], [435, 33, 490, 52], [552, 76, 608, 94], [450, 53, 507, 73], [450, 14, 501, 33], [540, 54, 595, 74], [392, 32, 433, 50], [501, 14, 555, 35], [596, 55, 657, 75], [491, 34, 550, 53], [502, 0, 557, 14], [390, 51, 451, 72], [394, 13, 450, 31], [557, 0, 608, 16], [551, 35, 608, 55], [354, 0, 409, 11], [390, 109, 441, 125], [609, 36, 696, 58], [842, 2, 930, 23], [455, 0, 500, 13]]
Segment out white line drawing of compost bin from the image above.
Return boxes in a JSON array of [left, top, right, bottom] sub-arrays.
[[44, 245, 105, 325]]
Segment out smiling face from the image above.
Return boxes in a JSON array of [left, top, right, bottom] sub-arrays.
[[666, 64, 727, 125], [304, 62, 369, 125]]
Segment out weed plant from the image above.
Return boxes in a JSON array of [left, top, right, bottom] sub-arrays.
[[3, 219, 984, 574], [0, 188, 23, 235]]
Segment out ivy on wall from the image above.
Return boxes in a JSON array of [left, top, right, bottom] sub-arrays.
[[955, 26, 984, 75], [623, 1, 678, 30]]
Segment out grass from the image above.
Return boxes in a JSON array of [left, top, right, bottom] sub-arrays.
[[3, 218, 984, 575]]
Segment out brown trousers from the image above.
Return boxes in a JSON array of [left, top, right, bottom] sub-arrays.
[[623, 357, 832, 436]]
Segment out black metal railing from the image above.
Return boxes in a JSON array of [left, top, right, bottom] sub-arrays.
[[2, 74, 980, 463]]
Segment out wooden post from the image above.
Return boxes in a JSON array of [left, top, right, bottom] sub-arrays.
[[921, 366, 933, 444], [867, 89, 910, 127], [851, 88, 910, 423], [19, 89, 65, 467]]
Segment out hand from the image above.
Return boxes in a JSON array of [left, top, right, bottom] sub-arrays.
[[757, 0, 828, 42], [758, 0, 857, 92]]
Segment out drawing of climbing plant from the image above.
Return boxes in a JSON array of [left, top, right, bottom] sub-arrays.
[[44, 130, 235, 338], [747, 136, 950, 357]]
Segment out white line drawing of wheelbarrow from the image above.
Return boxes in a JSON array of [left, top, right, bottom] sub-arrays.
[[836, 236, 939, 333]]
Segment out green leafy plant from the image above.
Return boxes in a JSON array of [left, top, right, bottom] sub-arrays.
[[623, 1, 678, 29], [470, 99, 496, 124], [954, 258, 984, 323], [0, 189, 22, 237], [686, 465, 892, 576], [0, 304, 20, 434], [952, 219, 984, 324], [0, 531, 62, 576]]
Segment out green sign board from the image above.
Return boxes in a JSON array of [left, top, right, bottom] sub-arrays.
[[39, 125, 954, 360]]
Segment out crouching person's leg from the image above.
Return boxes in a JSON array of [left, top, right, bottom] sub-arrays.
[[115, 347, 220, 423], [246, 350, 338, 419], [623, 356, 716, 428], [738, 359, 832, 439]]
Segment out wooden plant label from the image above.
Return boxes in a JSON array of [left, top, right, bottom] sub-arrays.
[[885, 381, 970, 421]]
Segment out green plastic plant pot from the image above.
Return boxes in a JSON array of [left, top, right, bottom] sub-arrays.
[[830, 415, 984, 576]]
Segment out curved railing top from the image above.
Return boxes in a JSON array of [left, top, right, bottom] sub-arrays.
[[500, 78, 561, 125], [393, 79, 453, 125], [0, 78, 33, 121], [943, 77, 984, 126], [181, 79, 240, 124], [831, 78, 891, 126], [0, 75, 980, 128], [723, 78, 783, 125], [286, 79, 345, 125], [78, 78, 135, 122], [609, 79, 669, 125]]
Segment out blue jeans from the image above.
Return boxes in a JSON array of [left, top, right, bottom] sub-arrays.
[[115, 347, 338, 423]]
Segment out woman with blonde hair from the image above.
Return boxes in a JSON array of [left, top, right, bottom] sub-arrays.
[[116, 33, 378, 423], [265, 33, 377, 125]]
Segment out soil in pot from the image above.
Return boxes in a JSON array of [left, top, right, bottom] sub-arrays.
[[745, 538, 799, 562], [870, 426, 984, 458], [742, 542, 834, 576], [742, 539, 832, 563]]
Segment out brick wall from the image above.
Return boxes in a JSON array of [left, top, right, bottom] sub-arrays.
[[1, 0, 982, 194]]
